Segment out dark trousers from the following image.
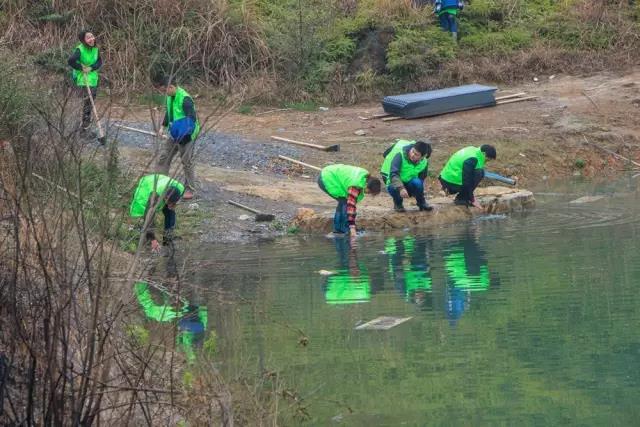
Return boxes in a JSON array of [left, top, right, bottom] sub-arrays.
[[163, 205, 176, 244], [439, 12, 458, 33], [387, 178, 426, 208], [318, 176, 349, 234], [81, 86, 97, 129], [439, 170, 483, 204]]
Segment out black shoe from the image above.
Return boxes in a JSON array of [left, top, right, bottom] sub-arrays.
[[394, 204, 406, 213], [418, 204, 433, 212]]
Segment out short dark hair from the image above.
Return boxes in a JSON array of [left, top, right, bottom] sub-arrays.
[[78, 30, 92, 43], [413, 140, 432, 158], [366, 176, 382, 195], [481, 144, 497, 159], [165, 187, 182, 204]]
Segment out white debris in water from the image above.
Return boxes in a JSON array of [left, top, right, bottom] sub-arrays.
[[569, 195, 605, 204], [355, 316, 413, 330]]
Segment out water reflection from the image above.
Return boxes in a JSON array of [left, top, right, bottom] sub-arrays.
[[385, 236, 433, 308], [133, 278, 208, 362], [324, 238, 371, 304], [444, 229, 490, 324]]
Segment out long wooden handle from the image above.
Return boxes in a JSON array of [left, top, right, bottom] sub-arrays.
[[495, 92, 526, 101], [84, 76, 105, 138], [271, 136, 326, 150], [496, 96, 537, 105], [115, 123, 162, 137], [277, 155, 322, 171], [228, 200, 260, 214]]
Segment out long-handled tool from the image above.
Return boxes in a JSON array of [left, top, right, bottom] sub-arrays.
[[227, 200, 275, 222], [271, 136, 339, 152], [83, 73, 106, 144], [484, 171, 516, 186], [277, 155, 322, 171], [115, 123, 168, 139]]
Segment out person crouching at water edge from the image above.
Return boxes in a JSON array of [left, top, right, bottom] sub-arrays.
[[318, 164, 382, 238], [438, 144, 496, 209], [130, 174, 184, 253], [380, 139, 433, 213]]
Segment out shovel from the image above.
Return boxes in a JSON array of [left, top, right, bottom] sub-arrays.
[[271, 136, 339, 152], [83, 73, 106, 144], [228, 200, 275, 222]]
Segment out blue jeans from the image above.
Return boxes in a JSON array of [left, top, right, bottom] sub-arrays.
[[439, 12, 458, 33], [318, 176, 350, 234], [387, 178, 426, 208]]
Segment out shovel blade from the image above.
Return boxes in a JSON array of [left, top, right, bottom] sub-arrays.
[[256, 213, 275, 222], [324, 144, 340, 152]]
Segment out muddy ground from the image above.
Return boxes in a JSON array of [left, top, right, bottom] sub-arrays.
[[107, 69, 640, 242]]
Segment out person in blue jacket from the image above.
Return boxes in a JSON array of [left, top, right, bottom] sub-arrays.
[[434, 0, 465, 41]]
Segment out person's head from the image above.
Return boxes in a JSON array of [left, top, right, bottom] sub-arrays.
[[152, 75, 177, 96], [164, 187, 182, 210], [365, 176, 382, 196], [78, 30, 96, 47], [408, 140, 432, 163], [481, 144, 496, 162]]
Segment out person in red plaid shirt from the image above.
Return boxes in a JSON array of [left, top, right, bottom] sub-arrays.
[[318, 164, 382, 238]]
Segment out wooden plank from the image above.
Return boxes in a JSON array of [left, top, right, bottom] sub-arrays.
[[359, 112, 391, 120], [381, 116, 403, 122], [277, 155, 322, 171], [496, 96, 538, 106], [495, 92, 526, 101], [355, 316, 413, 330]]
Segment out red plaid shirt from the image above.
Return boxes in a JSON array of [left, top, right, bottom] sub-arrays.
[[346, 187, 361, 226]]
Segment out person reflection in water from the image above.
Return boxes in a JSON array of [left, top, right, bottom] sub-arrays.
[[444, 228, 490, 325], [133, 280, 208, 363], [324, 237, 372, 304], [385, 236, 433, 309]]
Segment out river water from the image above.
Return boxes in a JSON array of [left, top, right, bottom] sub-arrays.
[[152, 179, 640, 425]]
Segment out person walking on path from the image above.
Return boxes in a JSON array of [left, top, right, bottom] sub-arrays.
[[438, 145, 496, 208], [434, 0, 465, 41], [153, 76, 200, 200]]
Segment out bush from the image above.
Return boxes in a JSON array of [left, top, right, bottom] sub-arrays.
[[460, 28, 533, 54], [387, 27, 456, 78]]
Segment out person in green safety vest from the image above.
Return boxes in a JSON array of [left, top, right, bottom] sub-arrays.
[[380, 139, 433, 213], [67, 30, 102, 133], [385, 236, 433, 308], [134, 281, 208, 363], [439, 145, 496, 208], [433, 0, 465, 42], [152, 75, 201, 200], [318, 164, 381, 237], [130, 174, 184, 253], [324, 238, 371, 304], [444, 230, 490, 324]]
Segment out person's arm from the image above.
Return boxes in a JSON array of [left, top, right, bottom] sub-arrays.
[[461, 157, 478, 201], [346, 187, 361, 229], [67, 48, 83, 71], [182, 97, 197, 121], [91, 51, 102, 71], [142, 195, 159, 247], [389, 153, 404, 189], [418, 165, 428, 181]]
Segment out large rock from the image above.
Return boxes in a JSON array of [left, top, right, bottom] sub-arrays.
[[292, 186, 535, 233]]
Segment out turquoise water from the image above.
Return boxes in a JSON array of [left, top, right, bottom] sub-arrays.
[[182, 181, 640, 425]]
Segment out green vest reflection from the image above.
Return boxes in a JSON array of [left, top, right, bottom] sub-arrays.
[[444, 235, 490, 323], [134, 281, 208, 362], [325, 238, 371, 304], [385, 237, 433, 307]]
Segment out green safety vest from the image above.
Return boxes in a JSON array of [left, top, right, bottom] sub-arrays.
[[385, 237, 432, 300], [380, 140, 428, 185], [325, 269, 371, 304], [72, 43, 99, 87], [321, 164, 369, 201], [439, 146, 486, 186], [129, 174, 185, 218], [166, 86, 201, 140], [444, 250, 490, 291]]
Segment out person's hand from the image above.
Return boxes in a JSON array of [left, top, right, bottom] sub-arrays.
[[82, 65, 92, 73], [150, 239, 161, 253], [400, 188, 409, 199], [349, 225, 357, 238], [471, 200, 483, 210], [157, 128, 165, 138]]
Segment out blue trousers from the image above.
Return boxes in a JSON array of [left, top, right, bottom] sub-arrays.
[[387, 178, 426, 207], [318, 176, 350, 234], [439, 12, 458, 33]]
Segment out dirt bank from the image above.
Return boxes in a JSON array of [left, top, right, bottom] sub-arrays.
[[109, 69, 640, 242]]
